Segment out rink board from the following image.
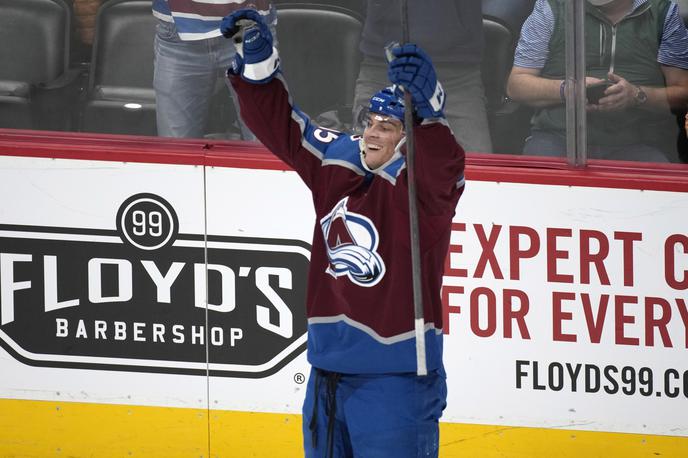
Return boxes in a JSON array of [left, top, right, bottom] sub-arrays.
[[0, 133, 686, 457]]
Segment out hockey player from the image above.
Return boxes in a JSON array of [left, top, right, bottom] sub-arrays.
[[221, 9, 465, 457]]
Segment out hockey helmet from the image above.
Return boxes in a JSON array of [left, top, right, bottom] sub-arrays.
[[368, 86, 405, 124]]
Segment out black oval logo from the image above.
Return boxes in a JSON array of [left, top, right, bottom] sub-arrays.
[[116, 193, 178, 250]]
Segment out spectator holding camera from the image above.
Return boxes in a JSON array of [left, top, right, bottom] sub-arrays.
[[507, 0, 688, 162]]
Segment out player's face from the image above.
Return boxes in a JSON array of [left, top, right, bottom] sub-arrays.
[[362, 114, 404, 169]]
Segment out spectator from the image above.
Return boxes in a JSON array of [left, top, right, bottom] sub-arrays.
[[352, 0, 493, 153], [72, 0, 104, 62], [507, 0, 688, 162], [152, 0, 276, 138], [221, 9, 465, 456]]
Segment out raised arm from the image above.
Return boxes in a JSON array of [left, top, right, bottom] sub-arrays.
[[387, 44, 465, 215], [220, 9, 340, 188]]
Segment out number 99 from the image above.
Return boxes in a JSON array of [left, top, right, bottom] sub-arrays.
[[132, 210, 163, 237]]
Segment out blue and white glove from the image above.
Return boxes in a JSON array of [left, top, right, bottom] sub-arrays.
[[387, 44, 445, 119], [220, 9, 279, 83]]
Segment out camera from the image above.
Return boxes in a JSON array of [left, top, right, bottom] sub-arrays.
[[586, 80, 613, 104]]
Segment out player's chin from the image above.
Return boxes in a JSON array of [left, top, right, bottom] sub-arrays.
[[364, 151, 385, 169]]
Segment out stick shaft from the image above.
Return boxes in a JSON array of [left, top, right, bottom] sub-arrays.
[[401, 0, 427, 377]]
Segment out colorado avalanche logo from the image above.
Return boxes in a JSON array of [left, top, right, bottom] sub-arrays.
[[320, 197, 386, 287]]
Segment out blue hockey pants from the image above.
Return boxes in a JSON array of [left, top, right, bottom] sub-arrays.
[[302, 367, 447, 457]]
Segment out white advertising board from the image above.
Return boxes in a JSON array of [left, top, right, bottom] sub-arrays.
[[0, 156, 209, 409], [442, 181, 688, 436]]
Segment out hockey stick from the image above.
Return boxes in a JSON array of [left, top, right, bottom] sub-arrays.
[[400, 0, 427, 377]]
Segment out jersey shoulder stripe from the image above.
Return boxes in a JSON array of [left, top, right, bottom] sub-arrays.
[[289, 102, 367, 176], [321, 135, 366, 176]]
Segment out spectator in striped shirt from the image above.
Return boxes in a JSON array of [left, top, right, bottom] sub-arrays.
[[152, 0, 276, 139], [507, 0, 688, 162]]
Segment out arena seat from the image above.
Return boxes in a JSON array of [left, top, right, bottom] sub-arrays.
[[79, 0, 157, 135], [481, 19, 513, 123], [273, 0, 364, 22], [482, 0, 536, 40], [0, 0, 80, 131], [481, 0, 537, 154], [275, 3, 363, 130]]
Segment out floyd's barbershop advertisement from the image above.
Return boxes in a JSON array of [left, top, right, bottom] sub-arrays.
[[0, 155, 686, 437]]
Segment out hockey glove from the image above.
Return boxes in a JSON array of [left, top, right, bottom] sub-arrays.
[[221, 9, 279, 83], [387, 44, 445, 119]]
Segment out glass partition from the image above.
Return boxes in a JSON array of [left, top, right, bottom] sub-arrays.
[[2, 0, 687, 163], [582, 0, 688, 164], [506, 0, 688, 164]]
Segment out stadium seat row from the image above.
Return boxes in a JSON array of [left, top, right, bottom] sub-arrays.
[[0, 0, 566, 154]]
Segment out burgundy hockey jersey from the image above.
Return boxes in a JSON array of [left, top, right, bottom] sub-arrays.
[[230, 74, 465, 374]]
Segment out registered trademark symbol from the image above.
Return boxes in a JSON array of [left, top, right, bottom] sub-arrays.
[[294, 373, 305, 384]]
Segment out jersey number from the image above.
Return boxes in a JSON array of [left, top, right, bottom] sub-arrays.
[[313, 128, 340, 144]]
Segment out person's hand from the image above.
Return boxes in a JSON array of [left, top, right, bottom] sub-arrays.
[[594, 72, 638, 112], [585, 76, 606, 85], [221, 8, 268, 40], [221, 9, 279, 83], [387, 44, 445, 119]]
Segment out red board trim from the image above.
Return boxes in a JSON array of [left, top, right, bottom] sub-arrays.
[[2, 129, 688, 192]]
